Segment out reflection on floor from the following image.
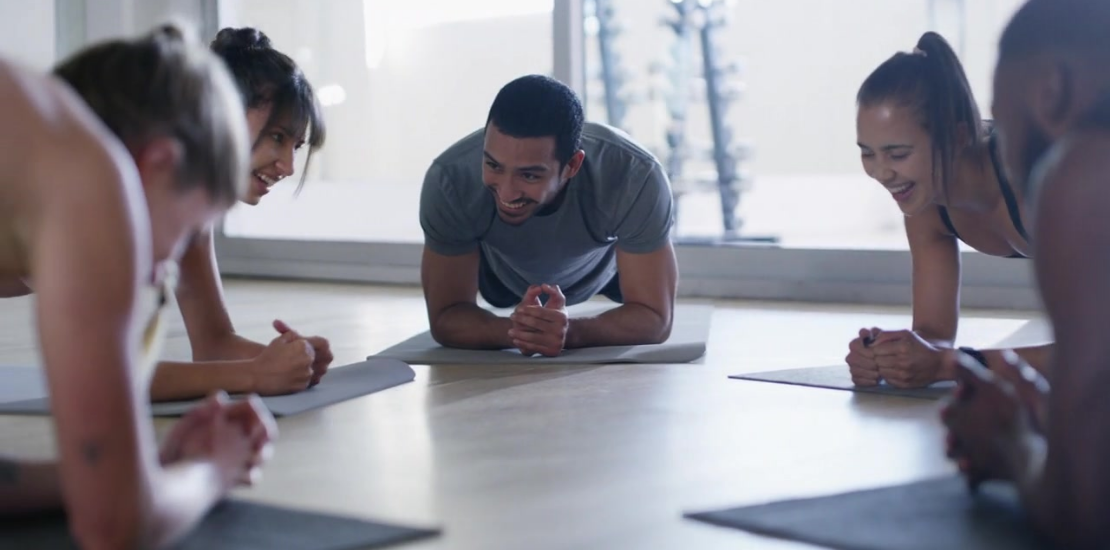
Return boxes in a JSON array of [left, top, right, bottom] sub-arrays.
[[0, 280, 1044, 550]]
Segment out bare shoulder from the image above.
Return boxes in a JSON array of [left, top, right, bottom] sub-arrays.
[[1035, 130, 1110, 213], [904, 204, 953, 244], [0, 58, 142, 224], [0, 59, 133, 184], [0, 59, 147, 283]]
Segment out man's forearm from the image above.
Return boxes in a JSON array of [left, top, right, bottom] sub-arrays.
[[149, 360, 255, 402], [431, 303, 514, 350], [928, 339, 1052, 380], [0, 458, 62, 515], [566, 303, 671, 349], [987, 344, 1052, 376]]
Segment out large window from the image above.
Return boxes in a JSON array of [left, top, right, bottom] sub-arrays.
[[212, 0, 1038, 308], [582, 0, 1024, 249], [219, 0, 554, 243]]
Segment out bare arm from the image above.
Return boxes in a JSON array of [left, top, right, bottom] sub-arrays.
[[906, 210, 962, 346], [152, 233, 260, 400], [149, 361, 255, 402], [979, 344, 1053, 376], [175, 230, 264, 361], [422, 246, 513, 349], [31, 138, 224, 548], [566, 243, 678, 348], [1022, 137, 1110, 547], [149, 229, 261, 402]]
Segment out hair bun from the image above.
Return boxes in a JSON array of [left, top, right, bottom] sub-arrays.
[[211, 27, 272, 54], [152, 24, 185, 41], [146, 21, 199, 45]]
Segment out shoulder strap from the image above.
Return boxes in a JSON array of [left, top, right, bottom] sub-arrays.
[[988, 128, 1031, 243], [938, 206, 960, 240]]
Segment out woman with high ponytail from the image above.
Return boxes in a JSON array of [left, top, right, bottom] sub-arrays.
[[147, 26, 334, 403], [846, 31, 1053, 389]]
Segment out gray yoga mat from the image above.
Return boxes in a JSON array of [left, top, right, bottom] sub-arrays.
[[730, 366, 956, 400], [0, 358, 414, 417], [686, 476, 1047, 550], [373, 304, 713, 365], [0, 499, 438, 550]]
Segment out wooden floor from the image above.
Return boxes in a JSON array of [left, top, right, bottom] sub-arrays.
[[0, 280, 1045, 549]]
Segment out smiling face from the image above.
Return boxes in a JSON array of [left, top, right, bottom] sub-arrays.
[[243, 104, 306, 205], [856, 101, 939, 216], [481, 123, 582, 225]]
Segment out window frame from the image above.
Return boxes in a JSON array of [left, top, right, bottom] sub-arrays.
[[208, 0, 1039, 311]]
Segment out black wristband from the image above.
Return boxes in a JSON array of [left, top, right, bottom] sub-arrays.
[[958, 346, 989, 368]]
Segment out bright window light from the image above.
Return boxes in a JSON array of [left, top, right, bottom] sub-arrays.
[[362, 0, 552, 69]]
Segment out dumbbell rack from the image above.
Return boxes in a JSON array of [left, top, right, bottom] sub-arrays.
[[590, 0, 630, 131], [585, 0, 776, 244], [660, 0, 775, 244]]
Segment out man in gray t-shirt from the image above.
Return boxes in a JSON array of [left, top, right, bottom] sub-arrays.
[[419, 75, 678, 357]]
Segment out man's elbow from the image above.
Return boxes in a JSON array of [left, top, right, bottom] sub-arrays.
[[428, 316, 465, 349], [428, 324, 452, 347], [642, 311, 673, 345]]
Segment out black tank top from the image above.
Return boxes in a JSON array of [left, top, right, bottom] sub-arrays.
[[937, 126, 1030, 258]]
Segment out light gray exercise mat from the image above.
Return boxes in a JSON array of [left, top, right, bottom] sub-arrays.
[[730, 365, 956, 400], [372, 304, 713, 365], [0, 499, 438, 550], [991, 317, 1052, 349], [0, 358, 415, 417], [686, 476, 1046, 550]]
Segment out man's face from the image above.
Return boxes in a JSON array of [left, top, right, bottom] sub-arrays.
[[992, 59, 1055, 199], [482, 123, 570, 225]]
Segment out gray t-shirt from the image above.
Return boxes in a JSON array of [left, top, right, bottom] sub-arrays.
[[419, 122, 675, 306]]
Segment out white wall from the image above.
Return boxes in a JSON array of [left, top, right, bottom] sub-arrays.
[[27, 0, 1027, 182], [212, 0, 1027, 189], [0, 0, 210, 69], [0, 0, 56, 69], [220, 0, 553, 183]]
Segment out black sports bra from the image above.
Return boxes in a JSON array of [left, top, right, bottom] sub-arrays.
[[937, 126, 1030, 259]]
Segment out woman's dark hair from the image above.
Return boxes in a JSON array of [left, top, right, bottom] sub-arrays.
[[857, 32, 982, 201], [210, 27, 325, 190], [486, 74, 584, 168]]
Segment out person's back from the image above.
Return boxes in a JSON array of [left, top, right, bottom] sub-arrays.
[[0, 26, 278, 549], [941, 1, 1110, 547], [1025, 95, 1110, 547], [0, 57, 145, 298]]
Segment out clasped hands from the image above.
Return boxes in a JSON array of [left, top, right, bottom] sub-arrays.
[[159, 391, 278, 491], [508, 284, 569, 357], [941, 350, 1048, 490], [847, 327, 1048, 488], [846, 327, 948, 388]]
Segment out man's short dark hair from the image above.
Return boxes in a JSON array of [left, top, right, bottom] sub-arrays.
[[999, 0, 1110, 62], [486, 74, 584, 167]]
